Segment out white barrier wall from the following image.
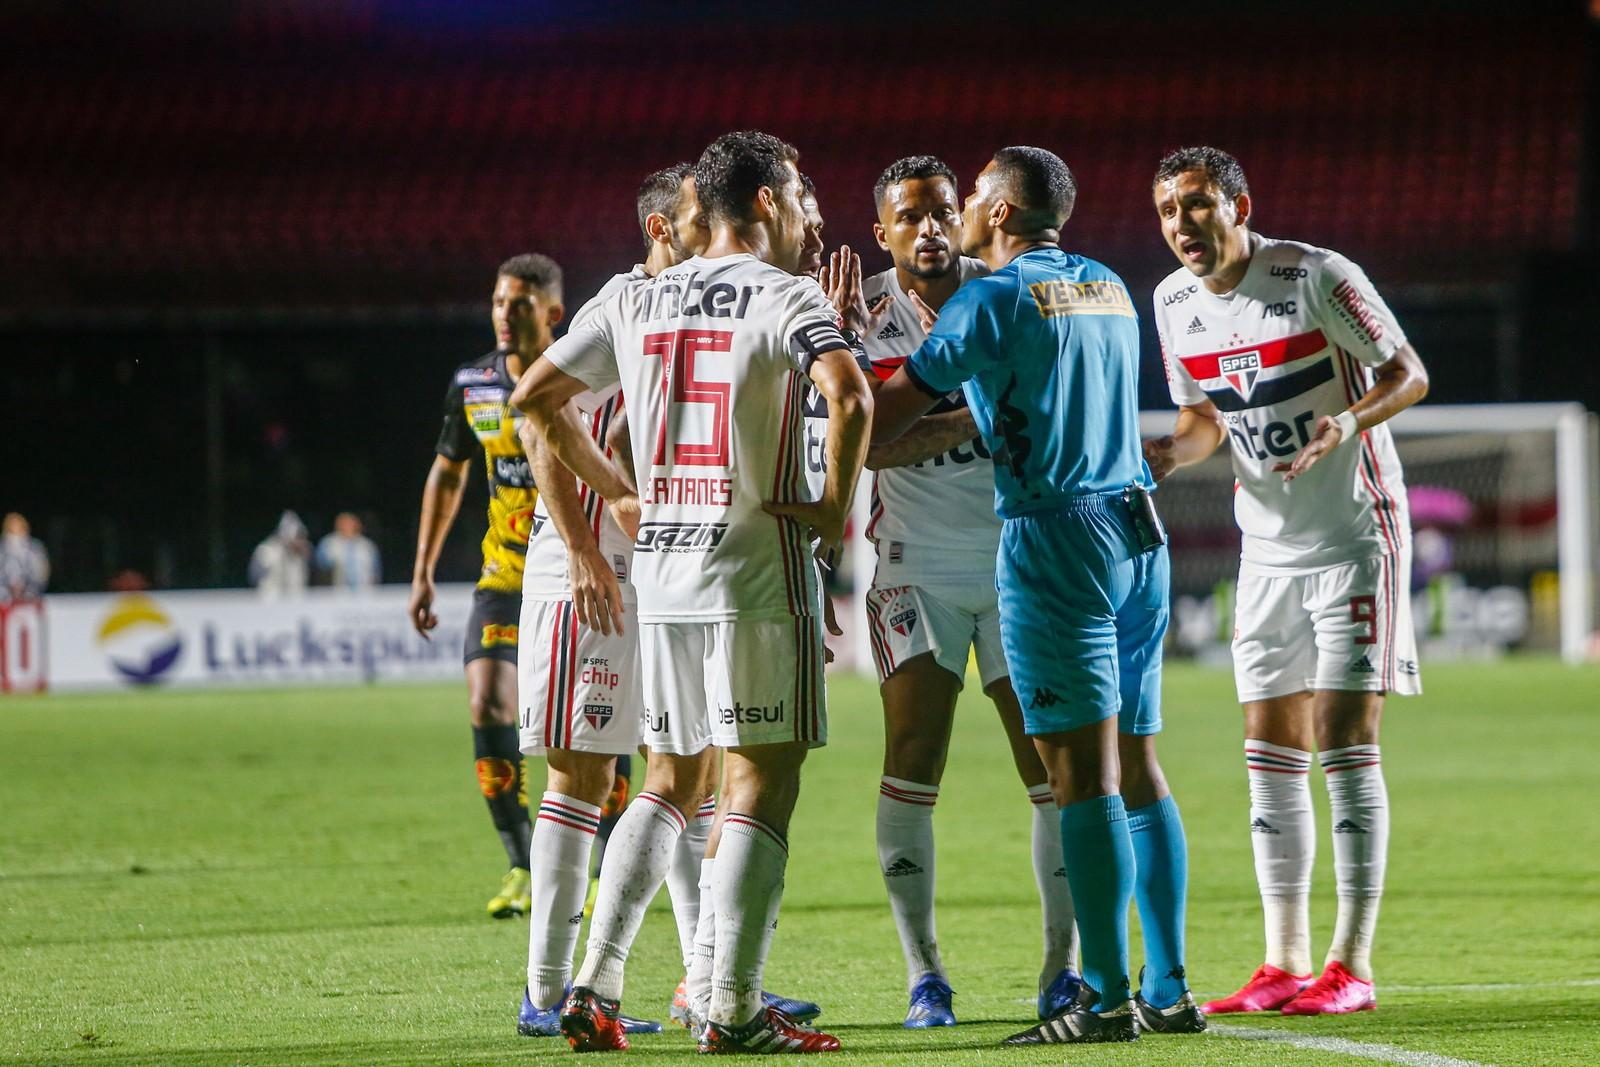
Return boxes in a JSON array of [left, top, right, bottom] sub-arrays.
[[0, 585, 480, 693]]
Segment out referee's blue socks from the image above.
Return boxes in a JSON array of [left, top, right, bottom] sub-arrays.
[[1128, 795, 1190, 1009], [1058, 795, 1134, 1008]]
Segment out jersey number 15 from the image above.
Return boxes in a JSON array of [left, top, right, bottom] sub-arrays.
[[645, 329, 733, 467]]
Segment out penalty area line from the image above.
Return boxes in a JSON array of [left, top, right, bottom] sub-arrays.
[[1207, 1023, 1492, 1067]]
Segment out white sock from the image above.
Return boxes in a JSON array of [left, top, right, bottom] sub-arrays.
[[527, 792, 601, 1010], [667, 795, 716, 971], [1245, 740, 1315, 976], [1028, 783, 1078, 988], [876, 776, 943, 990], [687, 857, 716, 1017], [1322, 744, 1388, 980], [573, 792, 686, 1001], [710, 813, 788, 1027]]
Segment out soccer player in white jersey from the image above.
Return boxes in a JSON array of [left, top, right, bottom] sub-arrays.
[[512, 162, 710, 1039], [514, 130, 873, 1054], [818, 155, 1081, 1027], [1146, 147, 1429, 1016]]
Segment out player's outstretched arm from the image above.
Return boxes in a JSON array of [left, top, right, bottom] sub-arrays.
[[517, 415, 625, 636], [764, 348, 873, 547], [409, 454, 469, 636], [1145, 401, 1226, 482], [511, 360, 640, 539], [869, 365, 942, 447], [866, 408, 978, 470], [1277, 343, 1429, 481]]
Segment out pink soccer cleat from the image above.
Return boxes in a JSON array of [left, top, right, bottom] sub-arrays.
[[1281, 962, 1376, 1015], [1200, 964, 1313, 1014]]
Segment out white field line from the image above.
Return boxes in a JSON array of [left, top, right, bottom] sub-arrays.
[[1207, 1023, 1493, 1067], [1013, 976, 1600, 1007]]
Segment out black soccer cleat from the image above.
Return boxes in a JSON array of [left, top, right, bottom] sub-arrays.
[[1133, 990, 1207, 1034], [1002, 987, 1138, 1045]]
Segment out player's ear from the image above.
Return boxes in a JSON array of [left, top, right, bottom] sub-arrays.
[[545, 301, 564, 328], [1233, 191, 1252, 228], [990, 198, 1011, 231], [753, 185, 777, 222], [872, 222, 889, 252], [643, 211, 672, 246]]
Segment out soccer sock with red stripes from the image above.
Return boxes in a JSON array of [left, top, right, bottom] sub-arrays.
[[710, 813, 788, 1027], [1246, 739, 1315, 976], [526, 792, 600, 1010], [574, 791, 687, 1001], [667, 795, 717, 970], [876, 775, 944, 989], [473, 725, 531, 868], [1321, 744, 1388, 980], [1029, 783, 1079, 988]]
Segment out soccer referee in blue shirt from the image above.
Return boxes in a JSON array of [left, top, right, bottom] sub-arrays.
[[870, 147, 1202, 1044]]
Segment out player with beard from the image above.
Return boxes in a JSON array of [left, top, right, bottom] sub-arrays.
[[1147, 147, 1427, 1016], [818, 155, 1081, 1027], [515, 131, 870, 1053], [409, 253, 562, 921]]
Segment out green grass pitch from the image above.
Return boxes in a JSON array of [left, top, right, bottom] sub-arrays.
[[3, 660, 1598, 1065]]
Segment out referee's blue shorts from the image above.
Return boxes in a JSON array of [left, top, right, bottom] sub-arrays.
[[996, 493, 1169, 737]]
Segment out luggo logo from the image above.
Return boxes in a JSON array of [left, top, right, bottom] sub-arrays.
[[96, 595, 183, 684]]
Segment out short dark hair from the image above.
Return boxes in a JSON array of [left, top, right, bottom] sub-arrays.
[[1153, 146, 1249, 201], [989, 146, 1076, 228], [799, 172, 816, 199], [496, 252, 562, 301], [873, 155, 958, 210], [694, 130, 801, 226], [636, 162, 695, 244]]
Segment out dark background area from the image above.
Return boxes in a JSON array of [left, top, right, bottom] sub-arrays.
[[1, 0, 1595, 591]]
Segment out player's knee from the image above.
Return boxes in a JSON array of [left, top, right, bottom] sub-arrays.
[[544, 751, 614, 808], [467, 687, 515, 727], [640, 754, 710, 814]]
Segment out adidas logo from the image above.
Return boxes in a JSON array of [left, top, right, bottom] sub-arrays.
[[1333, 819, 1367, 834], [1186, 316, 1206, 335], [884, 857, 924, 877], [1053, 867, 1067, 878], [877, 320, 907, 340], [1350, 654, 1375, 674], [569, 912, 585, 925], [1250, 817, 1279, 835]]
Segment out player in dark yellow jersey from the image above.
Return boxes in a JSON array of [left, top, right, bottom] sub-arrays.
[[409, 253, 562, 918]]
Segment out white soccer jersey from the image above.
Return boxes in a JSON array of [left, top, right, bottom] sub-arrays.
[[1155, 233, 1411, 573], [860, 258, 1001, 561], [543, 253, 847, 623], [521, 268, 648, 604]]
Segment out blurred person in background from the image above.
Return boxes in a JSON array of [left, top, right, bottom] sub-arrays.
[[317, 511, 381, 591], [1, 512, 50, 601], [408, 253, 565, 920], [248, 510, 310, 600]]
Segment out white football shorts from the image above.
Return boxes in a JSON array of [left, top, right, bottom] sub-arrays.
[[639, 615, 828, 754], [1232, 547, 1421, 702], [518, 598, 649, 756], [864, 580, 1007, 690]]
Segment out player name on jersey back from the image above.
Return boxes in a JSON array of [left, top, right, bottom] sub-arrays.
[[544, 253, 847, 623], [1155, 233, 1411, 573], [860, 259, 1001, 562]]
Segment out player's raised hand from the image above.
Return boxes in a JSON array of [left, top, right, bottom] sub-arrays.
[[407, 577, 438, 638], [1274, 415, 1345, 481], [1143, 435, 1179, 482], [823, 245, 891, 335], [906, 288, 939, 333], [762, 499, 848, 551], [609, 491, 642, 541], [569, 545, 625, 636]]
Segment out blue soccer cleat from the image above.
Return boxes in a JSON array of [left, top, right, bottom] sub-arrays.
[[903, 973, 956, 1028], [763, 990, 823, 1024], [518, 985, 663, 1037], [1038, 967, 1084, 1019]]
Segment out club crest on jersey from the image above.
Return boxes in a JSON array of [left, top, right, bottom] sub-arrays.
[[889, 608, 918, 637], [1219, 351, 1263, 401], [583, 704, 614, 730]]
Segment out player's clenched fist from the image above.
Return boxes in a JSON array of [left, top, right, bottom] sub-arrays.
[[762, 499, 848, 550], [1143, 435, 1179, 482]]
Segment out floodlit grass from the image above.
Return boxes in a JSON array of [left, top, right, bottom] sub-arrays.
[[2, 661, 1597, 1064]]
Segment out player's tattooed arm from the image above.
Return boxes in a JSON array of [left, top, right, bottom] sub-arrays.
[[865, 408, 979, 470], [518, 415, 625, 636], [407, 454, 469, 637], [1277, 342, 1429, 482], [511, 360, 640, 539], [765, 348, 873, 548], [1144, 401, 1225, 482]]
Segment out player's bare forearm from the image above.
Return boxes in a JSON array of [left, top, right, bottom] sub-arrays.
[[512, 360, 634, 505], [809, 348, 874, 543], [1145, 402, 1224, 482], [870, 366, 940, 446], [604, 409, 636, 491], [1349, 343, 1429, 431], [866, 408, 978, 470], [412, 455, 468, 579], [519, 413, 601, 560]]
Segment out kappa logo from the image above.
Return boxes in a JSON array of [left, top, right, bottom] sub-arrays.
[[1250, 817, 1280, 835], [1333, 819, 1368, 834], [1186, 316, 1206, 335], [876, 320, 907, 341], [1350, 654, 1376, 674], [1028, 687, 1063, 710], [889, 608, 918, 637], [884, 857, 924, 877], [1219, 351, 1263, 401], [582, 704, 613, 730]]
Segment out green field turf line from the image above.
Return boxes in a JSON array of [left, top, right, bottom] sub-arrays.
[[1209, 1024, 1493, 1066]]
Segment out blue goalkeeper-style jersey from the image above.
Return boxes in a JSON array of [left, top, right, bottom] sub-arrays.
[[904, 247, 1152, 518]]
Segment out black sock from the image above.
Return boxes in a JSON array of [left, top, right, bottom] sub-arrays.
[[473, 724, 532, 868]]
